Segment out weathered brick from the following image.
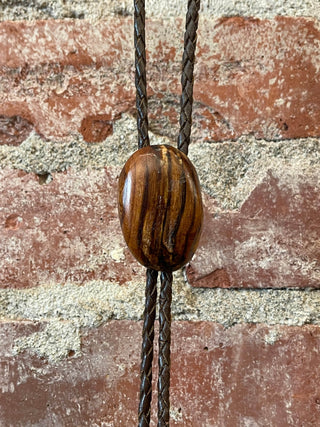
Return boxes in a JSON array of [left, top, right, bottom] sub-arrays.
[[0, 168, 143, 289], [80, 114, 117, 143], [188, 170, 320, 288], [196, 16, 320, 141], [1, 321, 320, 426], [0, 17, 319, 142], [0, 115, 34, 146]]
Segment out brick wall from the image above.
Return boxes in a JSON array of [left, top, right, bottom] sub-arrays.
[[0, 1, 320, 426]]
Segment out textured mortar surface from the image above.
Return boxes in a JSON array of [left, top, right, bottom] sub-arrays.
[[0, 114, 319, 211], [1, 0, 320, 20], [1, 273, 320, 362]]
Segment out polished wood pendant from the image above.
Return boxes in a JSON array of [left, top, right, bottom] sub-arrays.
[[118, 144, 203, 271]]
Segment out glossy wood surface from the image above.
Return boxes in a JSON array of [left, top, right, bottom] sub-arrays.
[[118, 144, 203, 271]]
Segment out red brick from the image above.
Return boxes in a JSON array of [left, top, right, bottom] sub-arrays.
[[80, 114, 118, 143], [195, 16, 320, 141], [0, 115, 34, 146], [0, 168, 144, 289], [188, 171, 320, 288], [1, 321, 320, 426], [0, 17, 319, 142]]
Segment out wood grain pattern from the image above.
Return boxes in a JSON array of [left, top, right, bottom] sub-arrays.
[[118, 145, 203, 271]]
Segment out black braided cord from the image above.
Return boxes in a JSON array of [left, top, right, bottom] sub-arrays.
[[157, 271, 173, 426], [134, 0, 150, 149], [134, 0, 200, 425], [138, 269, 158, 427], [178, 0, 201, 156]]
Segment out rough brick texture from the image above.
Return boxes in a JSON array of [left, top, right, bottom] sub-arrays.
[[1, 321, 320, 426], [188, 170, 320, 288], [0, 17, 320, 143], [0, 168, 141, 289]]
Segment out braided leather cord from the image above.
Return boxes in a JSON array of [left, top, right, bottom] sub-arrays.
[[138, 268, 158, 427], [134, 0, 201, 425], [134, 1, 157, 424], [178, 0, 201, 156], [134, 0, 150, 149], [157, 271, 173, 426]]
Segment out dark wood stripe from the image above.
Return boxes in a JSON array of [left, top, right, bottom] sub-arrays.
[[160, 146, 172, 253], [182, 179, 197, 258], [167, 150, 187, 251], [135, 156, 151, 267], [146, 146, 164, 262], [181, 155, 202, 255]]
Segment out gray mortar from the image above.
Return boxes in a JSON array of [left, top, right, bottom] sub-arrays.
[[1, 0, 320, 20], [0, 114, 319, 211], [189, 135, 320, 210], [1, 270, 320, 362], [0, 115, 165, 174]]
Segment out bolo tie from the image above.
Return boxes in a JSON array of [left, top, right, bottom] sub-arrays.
[[118, 1, 202, 425]]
